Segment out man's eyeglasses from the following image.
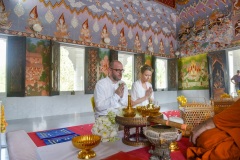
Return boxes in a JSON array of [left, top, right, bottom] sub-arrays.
[[111, 68, 125, 73]]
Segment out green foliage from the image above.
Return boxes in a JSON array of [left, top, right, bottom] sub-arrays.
[[122, 57, 133, 89], [99, 48, 109, 59], [27, 43, 36, 52]]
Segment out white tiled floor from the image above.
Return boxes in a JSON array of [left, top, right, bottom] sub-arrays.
[[1, 112, 95, 160], [1, 102, 178, 160]]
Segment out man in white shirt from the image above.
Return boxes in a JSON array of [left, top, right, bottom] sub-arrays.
[[94, 60, 128, 118]]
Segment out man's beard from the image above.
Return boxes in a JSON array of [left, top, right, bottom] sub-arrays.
[[112, 74, 121, 81]]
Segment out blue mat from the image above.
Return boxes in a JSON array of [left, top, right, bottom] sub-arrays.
[[43, 133, 79, 145], [36, 128, 75, 139]]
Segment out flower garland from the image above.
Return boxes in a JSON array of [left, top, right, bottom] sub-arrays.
[[91, 111, 119, 142], [177, 95, 187, 107], [1, 104, 8, 133], [220, 93, 231, 98]]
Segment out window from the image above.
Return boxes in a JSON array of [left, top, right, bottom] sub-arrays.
[[0, 37, 6, 92], [118, 52, 134, 89], [60, 45, 85, 92], [155, 58, 167, 90]]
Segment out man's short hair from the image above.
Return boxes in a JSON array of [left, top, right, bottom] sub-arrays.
[[237, 70, 240, 73], [109, 60, 121, 68]]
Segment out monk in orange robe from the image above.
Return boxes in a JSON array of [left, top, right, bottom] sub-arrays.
[[187, 98, 240, 159]]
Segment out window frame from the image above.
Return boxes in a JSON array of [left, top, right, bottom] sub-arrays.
[[153, 56, 169, 91], [59, 43, 85, 93], [117, 51, 135, 90]]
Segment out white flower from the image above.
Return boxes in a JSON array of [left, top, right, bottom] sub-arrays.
[[102, 138, 110, 142], [110, 130, 117, 137], [98, 124, 104, 130], [91, 111, 119, 142], [100, 129, 110, 139], [91, 127, 98, 134]]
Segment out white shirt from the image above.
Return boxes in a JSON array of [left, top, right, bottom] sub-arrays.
[[131, 79, 154, 107], [93, 77, 128, 118]]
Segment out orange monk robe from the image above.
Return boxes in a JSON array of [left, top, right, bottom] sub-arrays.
[[187, 98, 240, 160]]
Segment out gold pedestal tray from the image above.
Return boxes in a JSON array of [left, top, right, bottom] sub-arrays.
[[115, 115, 163, 147], [72, 135, 101, 159]]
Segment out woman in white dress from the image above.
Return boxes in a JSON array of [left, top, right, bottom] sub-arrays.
[[131, 64, 154, 107]]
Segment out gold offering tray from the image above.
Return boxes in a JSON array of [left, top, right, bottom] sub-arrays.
[[115, 116, 149, 127], [115, 115, 163, 147]]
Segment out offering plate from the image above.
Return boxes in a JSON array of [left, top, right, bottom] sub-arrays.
[[115, 115, 162, 147], [72, 135, 101, 159], [144, 126, 178, 160]]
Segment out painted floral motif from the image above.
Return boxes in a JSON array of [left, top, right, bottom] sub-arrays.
[[128, 28, 133, 40], [99, 55, 109, 78], [93, 20, 99, 32], [111, 23, 117, 36], [98, 48, 110, 80], [14, 2, 24, 17], [45, 7, 54, 24], [71, 15, 78, 28]]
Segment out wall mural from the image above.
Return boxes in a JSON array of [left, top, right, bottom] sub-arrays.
[[232, 0, 240, 43], [0, 0, 177, 58], [176, 0, 240, 56], [98, 48, 110, 80], [207, 50, 228, 99], [178, 53, 209, 90], [25, 38, 51, 96]]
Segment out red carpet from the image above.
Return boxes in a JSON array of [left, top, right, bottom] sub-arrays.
[[27, 124, 192, 160], [126, 137, 192, 160]]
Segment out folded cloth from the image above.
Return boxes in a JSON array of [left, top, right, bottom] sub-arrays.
[[43, 133, 79, 145], [36, 128, 75, 139]]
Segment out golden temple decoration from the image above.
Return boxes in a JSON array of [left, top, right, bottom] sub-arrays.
[[136, 99, 161, 117], [72, 135, 101, 159], [122, 95, 136, 117]]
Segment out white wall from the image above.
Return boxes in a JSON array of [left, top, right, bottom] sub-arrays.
[[0, 91, 178, 120], [177, 90, 210, 103]]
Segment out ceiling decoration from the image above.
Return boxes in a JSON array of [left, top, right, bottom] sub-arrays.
[[149, 0, 176, 9], [176, 0, 190, 5]]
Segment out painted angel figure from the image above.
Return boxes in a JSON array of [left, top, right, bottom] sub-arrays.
[[101, 24, 110, 44], [147, 36, 153, 52], [169, 41, 175, 56], [159, 39, 165, 54], [26, 6, 42, 33], [118, 28, 127, 47], [54, 13, 69, 38], [79, 19, 92, 42], [134, 32, 141, 51], [0, 0, 11, 29]]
